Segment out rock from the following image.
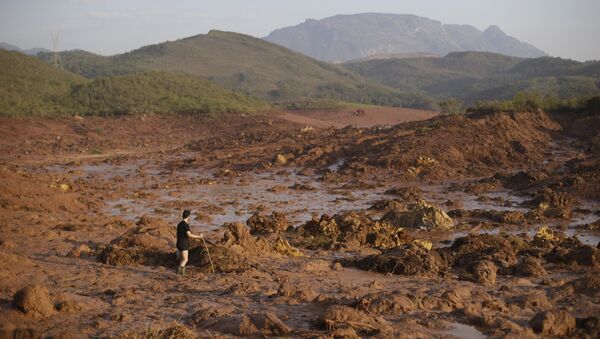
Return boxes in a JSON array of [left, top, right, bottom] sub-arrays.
[[530, 310, 576, 336], [12, 285, 56, 318], [274, 154, 288, 165], [471, 260, 497, 286], [353, 243, 447, 276], [381, 199, 453, 230], [357, 291, 416, 314], [322, 305, 392, 336], [561, 275, 600, 296], [513, 256, 546, 277], [67, 244, 93, 258], [296, 211, 409, 249], [412, 239, 433, 251], [246, 211, 290, 234]]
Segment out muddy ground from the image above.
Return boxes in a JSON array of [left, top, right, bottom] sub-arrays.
[[0, 107, 599, 338]]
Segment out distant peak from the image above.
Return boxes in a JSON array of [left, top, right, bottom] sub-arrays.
[[484, 25, 506, 36]]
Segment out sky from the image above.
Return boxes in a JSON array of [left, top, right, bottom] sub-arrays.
[[0, 0, 599, 61]]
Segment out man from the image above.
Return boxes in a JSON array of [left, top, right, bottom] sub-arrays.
[[176, 209, 204, 276]]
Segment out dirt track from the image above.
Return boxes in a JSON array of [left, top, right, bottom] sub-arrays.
[[0, 109, 599, 338]]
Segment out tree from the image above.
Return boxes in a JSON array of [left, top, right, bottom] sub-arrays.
[[438, 99, 464, 115]]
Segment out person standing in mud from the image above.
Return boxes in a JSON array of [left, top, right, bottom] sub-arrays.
[[176, 209, 204, 276]]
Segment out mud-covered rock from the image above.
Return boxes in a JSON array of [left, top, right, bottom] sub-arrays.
[[530, 310, 576, 336], [467, 260, 497, 286], [356, 291, 416, 314], [12, 285, 56, 318], [561, 275, 600, 296], [246, 211, 290, 234], [381, 200, 453, 230], [322, 305, 392, 336], [524, 188, 574, 219], [545, 238, 600, 268], [443, 234, 518, 271], [352, 243, 447, 276], [296, 211, 409, 249], [513, 256, 546, 277]]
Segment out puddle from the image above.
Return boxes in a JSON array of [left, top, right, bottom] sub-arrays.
[[441, 323, 487, 339]]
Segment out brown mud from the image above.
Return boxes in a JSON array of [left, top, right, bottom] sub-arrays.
[[0, 109, 599, 338]]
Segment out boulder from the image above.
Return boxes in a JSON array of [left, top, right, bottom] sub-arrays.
[[381, 200, 453, 230]]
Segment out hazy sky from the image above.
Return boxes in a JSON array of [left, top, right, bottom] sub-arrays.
[[1, 0, 599, 61]]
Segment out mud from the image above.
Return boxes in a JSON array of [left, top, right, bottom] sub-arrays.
[[1, 110, 599, 337]]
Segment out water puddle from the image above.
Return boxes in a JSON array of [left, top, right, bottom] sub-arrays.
[[441, 323, 487, 339]]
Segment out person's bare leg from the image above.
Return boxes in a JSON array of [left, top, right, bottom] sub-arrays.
[[179, 250, 188, 275]]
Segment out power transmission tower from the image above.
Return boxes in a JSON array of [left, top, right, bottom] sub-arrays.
[[51, 32, 63, 69]]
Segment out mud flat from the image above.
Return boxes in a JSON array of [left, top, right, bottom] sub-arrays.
[[0, 110, 599, 337]]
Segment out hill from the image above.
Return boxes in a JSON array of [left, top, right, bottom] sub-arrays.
[[0, 49, 86, 116], [345, 52, 600, 103], [0, 42, 51, 55], [70, 72, 271, 115], [37, 31, 433, 109], [264, 13, 546, 62], [0, 50, 271, 116]]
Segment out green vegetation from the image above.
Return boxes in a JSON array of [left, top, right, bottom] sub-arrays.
[[37, 31, 433, 109], [438, 98, 465, 115], [0, 50, 271, 117], [0, 50, 86, 116], [467, 92, 600, 115], [345, 52, 600, 104], [70, 72, 271, 116]]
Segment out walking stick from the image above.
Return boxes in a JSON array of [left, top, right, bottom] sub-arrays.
[[201, 236, 215, 274]]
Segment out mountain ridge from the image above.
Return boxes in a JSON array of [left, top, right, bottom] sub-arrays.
[[264, 13, 547, 62]]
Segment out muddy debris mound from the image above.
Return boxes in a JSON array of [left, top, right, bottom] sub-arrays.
[[321, 305, 393, 337], [561, 275, 600, 296], [544, 237, 600, 268], [442, 234, 518, 272], [381, 199, 453, 230], [524, 187, 575, 219], [530, 309, 576, 336], [513, 256, 547, 277], [199, 311, 292, 337], [463, 260, 498, 286], [189, 223, 302, 273], [110, 216, 174, 250], [98, 216, 176, 266], [351, 243, 447, 276], [497, 170, 547, 190], [383, 186, 423, 201], [355, 291, 416, 314], [246, 211, 290, 235], [294, 211, 409, 249], [12, 285, 56, 318], [448, 209, 526, 224]]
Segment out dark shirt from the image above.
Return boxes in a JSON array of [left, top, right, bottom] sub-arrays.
[[176, 220, 191, 250]]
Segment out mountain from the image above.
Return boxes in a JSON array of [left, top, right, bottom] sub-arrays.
[[0, 42, 51, 55], [37, 30, 433, 108], [264, 13, 547, 62], [345, 52, 600, 103], [0, 50, 270, 116]]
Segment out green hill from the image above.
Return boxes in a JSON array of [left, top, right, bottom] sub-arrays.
[[0, 49, 86, 115], [38, 30, 433, 109], [70, 71, 271, 115], [0, 50, 271, 116], [345, 52, 600, 103]]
